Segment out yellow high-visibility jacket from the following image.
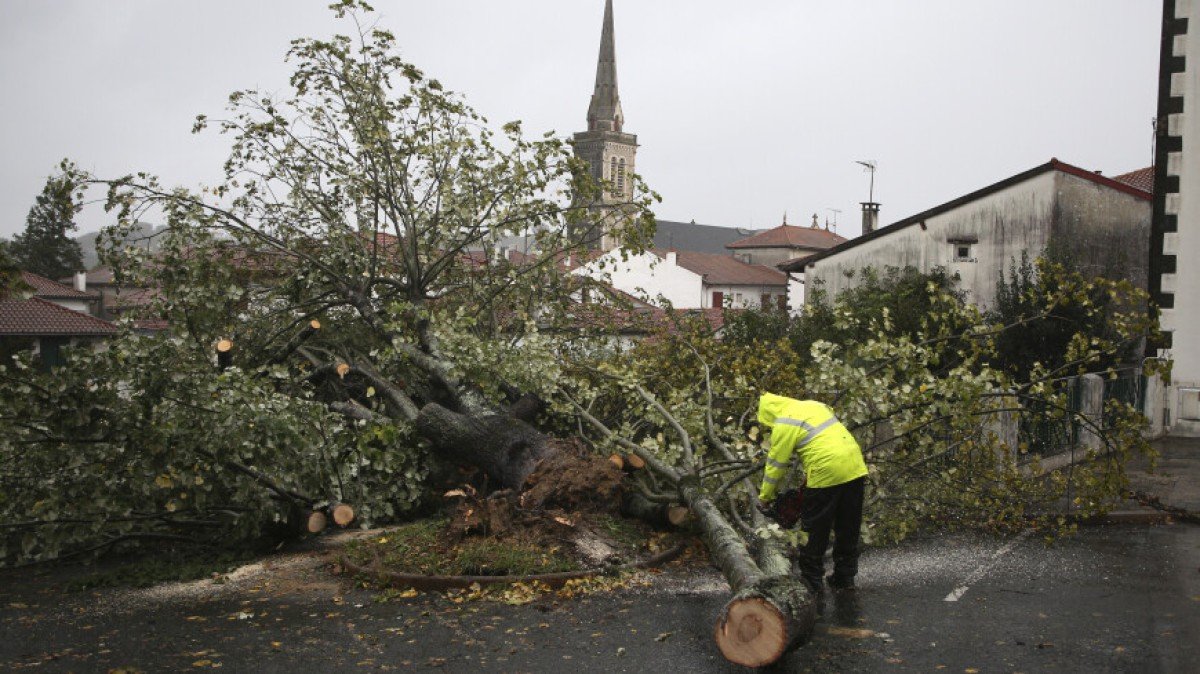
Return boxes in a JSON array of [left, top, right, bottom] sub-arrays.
[[757, 392, 868, 501]]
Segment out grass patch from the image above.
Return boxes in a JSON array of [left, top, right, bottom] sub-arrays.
[[593, 513, 652, 550], [344, 517, 580, 577]]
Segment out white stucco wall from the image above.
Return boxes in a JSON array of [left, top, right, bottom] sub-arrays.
[[786, 274, 804, 313], [706, 284, 788, 310], [47, 298, 91, 314], [806, 170, 1149, 313], [574, 250, 705, 308], [807, 172, 1058, 310], [1162, 0, 1200, 433]]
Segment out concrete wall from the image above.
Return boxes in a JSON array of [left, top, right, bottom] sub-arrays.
[[806, 170, 1150, 312], [808, 171, 1058, 310], [574, 250, 704, 308], [1049, 172, 1151, 291], [1159, 0, 1200, 435], [732, 247, 812, 268]]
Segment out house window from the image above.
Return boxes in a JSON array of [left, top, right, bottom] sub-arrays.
[[953, 244, 974, 262], [761, 293, 771, 309], [712, 291, 724, 308]]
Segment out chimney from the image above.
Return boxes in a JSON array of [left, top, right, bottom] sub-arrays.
[[666, 250, 678, 265], [74, 271, 87, 292], [861, 202, 881, 235]]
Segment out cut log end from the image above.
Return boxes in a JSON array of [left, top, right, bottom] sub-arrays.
[[714, 596, 791, 668], [608, 453, 625, 470], [330, 503, 355, 527], [216, 339, 234, 353], [625, 453, 646, 470], [336, 363, 351, 379], [666, 505, 691, 527], [305, 510, 328, 534], [309, 319, 322, 330]]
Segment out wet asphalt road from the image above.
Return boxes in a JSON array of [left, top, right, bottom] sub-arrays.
[[1, 523, 1197, 673]]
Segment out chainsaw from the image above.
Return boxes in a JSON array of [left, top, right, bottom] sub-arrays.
[[759, 487, 805, 529]]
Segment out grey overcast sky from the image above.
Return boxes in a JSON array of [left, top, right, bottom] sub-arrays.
[[0, 1, 1162, 242]]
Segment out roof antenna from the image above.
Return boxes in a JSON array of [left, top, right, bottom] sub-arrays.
[[1151, 115, 1158, 167], [855, 160, 878, 202], [827, 208, 842, 234]]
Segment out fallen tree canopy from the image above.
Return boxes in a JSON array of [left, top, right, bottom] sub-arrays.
[[0, 3, 1162, 668]]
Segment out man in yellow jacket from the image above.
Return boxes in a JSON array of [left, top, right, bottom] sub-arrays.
[[757, 392, 868, 591]]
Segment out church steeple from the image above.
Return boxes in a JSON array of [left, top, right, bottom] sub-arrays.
[[572, 0, 638, 251], [587, 0, 624, 133]]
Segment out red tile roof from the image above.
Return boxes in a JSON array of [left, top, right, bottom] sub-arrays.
[[658, 250, 788, 286], [727, 224, 846, 250], [110, 287, 161, 309], [1050, 159, 1151, 200], [0, 297, 118, 336], [21, 272, 96, 299], [1113, 167, 1154, 194]]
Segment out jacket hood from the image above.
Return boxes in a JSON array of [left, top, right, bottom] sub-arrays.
[[757, 392, 791, 427]]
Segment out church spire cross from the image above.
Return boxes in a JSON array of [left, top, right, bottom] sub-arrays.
[[587, 0, 624, 132]]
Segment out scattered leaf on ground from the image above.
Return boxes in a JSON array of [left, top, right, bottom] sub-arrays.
[[826, 626, 875, 639]]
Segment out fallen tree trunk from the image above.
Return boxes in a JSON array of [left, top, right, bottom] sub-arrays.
[[678, 478, 817, 668], [414, 402, 554, 490]]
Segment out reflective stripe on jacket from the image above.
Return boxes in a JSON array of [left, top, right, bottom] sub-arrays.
[[757, 392, 868, 501]]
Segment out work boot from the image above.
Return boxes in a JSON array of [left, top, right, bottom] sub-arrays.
[[826, 574, 855, 591]]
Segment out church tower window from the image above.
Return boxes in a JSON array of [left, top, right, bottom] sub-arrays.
[[617, 158, 626, 196]]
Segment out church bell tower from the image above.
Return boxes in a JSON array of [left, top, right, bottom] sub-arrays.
[[572, 0, 638, 251]]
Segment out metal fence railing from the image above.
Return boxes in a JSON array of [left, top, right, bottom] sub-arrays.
[[1018, 367, 1143, 458], [1102, 367, 1144, 431], [1019, 376, 1081, 457]]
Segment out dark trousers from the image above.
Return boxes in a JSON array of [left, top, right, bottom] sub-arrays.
[[796, 476, 865, 585]]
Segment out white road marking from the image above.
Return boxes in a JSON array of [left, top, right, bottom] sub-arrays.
[[943, 529, 1033, 602]]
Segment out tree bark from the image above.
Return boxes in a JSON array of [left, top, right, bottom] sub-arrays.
[[216, 339, 234, 371], [619, 492, 689, 528], [413, 402, 553, 490], [677, 476, 817, 668]]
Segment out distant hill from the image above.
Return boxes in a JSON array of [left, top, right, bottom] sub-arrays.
[[75, 223, 165, 269]]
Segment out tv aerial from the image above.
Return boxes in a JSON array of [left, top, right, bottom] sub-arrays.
[[856, 160, 878, 203], [826, 208, 842, 233]]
